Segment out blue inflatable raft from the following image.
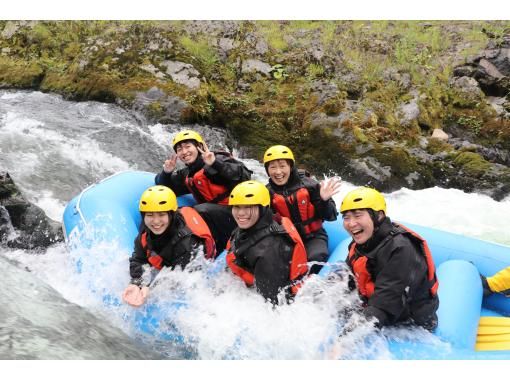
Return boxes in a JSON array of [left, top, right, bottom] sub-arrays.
[[62, 171, 510, 359]]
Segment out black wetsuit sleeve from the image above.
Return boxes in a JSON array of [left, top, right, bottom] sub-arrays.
[[308, 181, 338, 222], [129, 234, 148, 281], [366, 243, 416, 325], [154, 168, 190, 196], [204, 154, 252, 188], [253, 237, 294, 304]]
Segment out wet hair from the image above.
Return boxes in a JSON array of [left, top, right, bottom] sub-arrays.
[[367, 208, 385, 229]]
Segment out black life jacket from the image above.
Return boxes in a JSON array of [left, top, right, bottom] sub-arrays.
[[226, 217, 308, 294], [346, 223, 439, 299], [141, 207, 216, 269]]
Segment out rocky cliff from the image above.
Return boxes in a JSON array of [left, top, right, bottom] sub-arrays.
[[1, 20, 509, 199]]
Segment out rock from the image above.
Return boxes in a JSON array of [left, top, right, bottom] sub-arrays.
[[450, 76, 485, 106], [133, 86, 189, 123], [479, 58, 505, 79], [2, 21, 21, 38], [309, 80, 340, 105], [397, 98, 420, 126], [453, 44, 510, 97], [241, 59, 272, 77], [218, 37, 235, 59], [255, 39, 269, 56], [431, 128, 449, 141], [0, 171, 63, 250], [453, 65, 475, 77], [451, 76, 483, 94], [160, 61, 201, 89], [139, 63, 166, 79], [383, 68, 412, 90], [486, 47, 510, 76], [487, 96, 510, 117]]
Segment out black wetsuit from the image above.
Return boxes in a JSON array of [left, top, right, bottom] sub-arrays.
[[155, 152, 252, 252], [227, 208, 298, 305], [267, 167, 338, 274], [129, 211, 204, 286], [347, 217, 439, 331]]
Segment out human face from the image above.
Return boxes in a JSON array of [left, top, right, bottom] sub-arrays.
[[175, 141, 199, 165], [232, 205, 260, 230], [144, 212, 171, 235], [267, 159, 291, 186], [342, 209, 375, 245]]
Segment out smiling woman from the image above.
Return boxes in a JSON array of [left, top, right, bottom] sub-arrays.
[[122, 185, 217, 307], [226, 180, 308, 305]]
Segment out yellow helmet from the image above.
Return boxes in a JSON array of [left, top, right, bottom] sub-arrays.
[[139, 185, 178, 212], [229, 180, 270, 207], [172, 130, 204, 150], [340, 187, 386, 214], [263, 145, 295, 164]]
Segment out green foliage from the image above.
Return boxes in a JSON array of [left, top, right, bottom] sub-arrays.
[[178, 36, 218, 77], [0, 57, 44, 87], [353, 127, 369, 143], [256, 21, 288, 51], [1, 20, 509, 183], [269, 64, 288, 80], [453, 151, 492, 178], [305, 63, 325, 80], [458, 115, 483, 135], [426, 138, 453, 155]]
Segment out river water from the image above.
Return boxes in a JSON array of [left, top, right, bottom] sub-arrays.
[[1, 90, 510, 360]]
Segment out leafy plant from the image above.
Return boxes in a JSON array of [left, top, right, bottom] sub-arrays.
[[269, 64, 288, 80], [458, 115, 483, 135]]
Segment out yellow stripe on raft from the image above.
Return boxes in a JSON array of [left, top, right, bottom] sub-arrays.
[[476, 317, 510, 351], [475, 340, 510, 351], [477, 325, 510, 335], [477, 333, 510, 342], [478, 316, 510, 327]]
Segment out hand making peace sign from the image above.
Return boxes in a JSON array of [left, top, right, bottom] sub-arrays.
[[163, 153, 178, 173], [197, 142, 216, 166]]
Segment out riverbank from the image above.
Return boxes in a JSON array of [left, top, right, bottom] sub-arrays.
[[1, 20, 510, 199]]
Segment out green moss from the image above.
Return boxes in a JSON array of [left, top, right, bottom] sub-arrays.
[[426, 138, 453, 155], [321, 93, 346, 116], [453, 152, 492, 178], [0, 57, 44, 87], [178, 36, 219, 78], [1, 20, 510, 184], [353, 126, 369, 143], [373, 146, 420, 177]]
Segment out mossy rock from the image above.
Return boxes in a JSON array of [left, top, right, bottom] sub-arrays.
[[426, 138, 453, 155], [372, 146, 420, 177], [0, 57, 44, 88], [453, 151, 492, 178]]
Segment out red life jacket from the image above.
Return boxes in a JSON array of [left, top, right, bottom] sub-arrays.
[[271, 187, 323, 237], [141, 207, 216, 270], [226, 217, 308, 295], [185, 168, 231, 205], [347, 223, 439, 299]]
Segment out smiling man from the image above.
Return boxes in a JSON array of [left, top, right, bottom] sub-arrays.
[[155, 130, 252, 251], [340, 187, 439, 331]]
